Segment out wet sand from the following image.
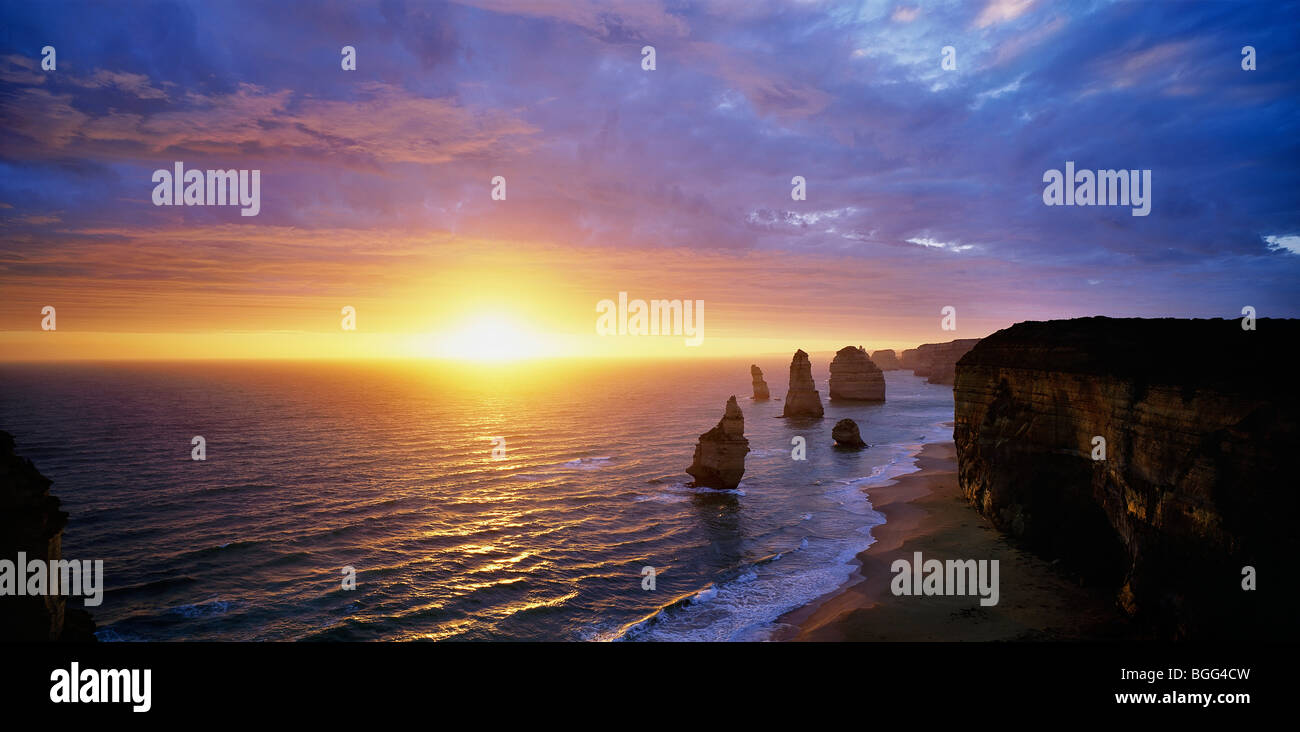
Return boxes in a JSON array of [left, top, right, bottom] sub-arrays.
[[773, 441, 1130, 641]]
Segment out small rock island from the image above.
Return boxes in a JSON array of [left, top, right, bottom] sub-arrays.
[[750, 364, 770, 400], [831, 418, 867, 449]]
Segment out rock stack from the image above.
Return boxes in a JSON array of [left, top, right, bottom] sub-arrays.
[[750, 365, 770, 400], [686, 396, 751, 490], [781, 349, 824, 418], [0, 430, 96, 641], [870, 349, 902, 370], [832, 419, 867, 448], [828, 346, 886, 401]]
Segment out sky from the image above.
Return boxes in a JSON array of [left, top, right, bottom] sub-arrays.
[[1, 0, 1297, 361]]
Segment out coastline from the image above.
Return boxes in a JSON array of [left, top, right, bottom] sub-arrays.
[[772, 440, 1129, 641]]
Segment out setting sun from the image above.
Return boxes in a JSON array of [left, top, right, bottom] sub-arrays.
[[427, 313, 553, 362]]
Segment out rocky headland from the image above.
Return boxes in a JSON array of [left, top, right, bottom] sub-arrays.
[[901, 338, 981, 385], [953, 317, 1299, 638], [0, 430, 96, 641], [869, 349, 902, 370], [686, 396, 751, 490]]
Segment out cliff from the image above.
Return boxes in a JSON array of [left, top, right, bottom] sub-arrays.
[[0, 430, 96, 641], [781, 349, 824, 418], [954, 317, 1299, 638], [750, 365, 770, 400], [902, 338, 981, 385], [870, 349, 902, 370], [899, 347, 922, 372], [686, 396, 750, 489], [828, 346, 886, 401]]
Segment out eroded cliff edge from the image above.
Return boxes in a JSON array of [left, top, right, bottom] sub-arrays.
[[953, 317, 1298, 638], [0, 430, 97, 641]]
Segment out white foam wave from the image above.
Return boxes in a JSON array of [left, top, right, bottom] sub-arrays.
[[634, 481, 746, 503]]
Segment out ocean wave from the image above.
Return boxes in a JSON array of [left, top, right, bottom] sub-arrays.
[[163, 538, 266, 564], [607, 435, 949, 642], [509, 455, 616, 480], [565, 456, 613, 469], [611, 539, 871, 642], [94, 627, 146, 642], [106, 575, 199, 596], [602, 582, 723, 641], [167, 597, 235, 619], [634, 482, 745, 504]]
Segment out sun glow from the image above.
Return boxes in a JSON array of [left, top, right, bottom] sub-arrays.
[[427, 313, 553, 362]]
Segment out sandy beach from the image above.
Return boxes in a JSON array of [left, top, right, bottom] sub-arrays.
[[774, 441, 1130, 641]]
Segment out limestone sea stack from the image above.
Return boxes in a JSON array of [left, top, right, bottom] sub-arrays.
[[686, 396, 751, 490], [750, 365, 770, 400], [954, 317, 1300, 638], [831, 418, 867, 448], [781, 349, 824, 418], [870, 349, 902, 370], [828, 346, 886, 401], [0, 430, 96, 641]]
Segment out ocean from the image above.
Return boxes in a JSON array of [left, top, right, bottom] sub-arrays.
[[0, 359, 954, 641]]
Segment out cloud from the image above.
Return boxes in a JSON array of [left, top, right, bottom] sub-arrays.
[[891, 6, 920, 23], [1265, 235, 1300, 255], [452, 0, 689, 39], [685, 42, 832, 119], [973, 0, 1038, 29], [1, 88, 89, 147], [0, 54, 46, 85], [8, 214, 62, 225], [69, 69, 168, 99], [4, 80, 539, 165], [971, 73, 1026, 107], [988, 15, 1066, 66], [907, 236, 977, 253], [1, 0, 1297, 336]]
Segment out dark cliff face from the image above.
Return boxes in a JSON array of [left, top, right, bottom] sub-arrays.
[[954, 318, 1299, 639], [0, 431, 96, 641]]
